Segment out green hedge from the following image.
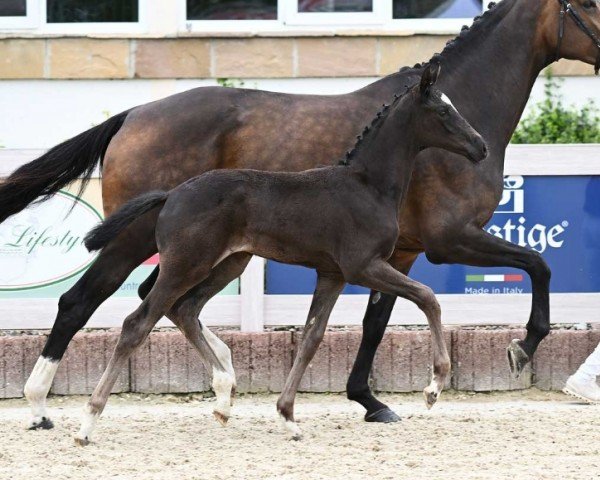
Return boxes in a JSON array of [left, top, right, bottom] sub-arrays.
[[512, 71, 600, 144]]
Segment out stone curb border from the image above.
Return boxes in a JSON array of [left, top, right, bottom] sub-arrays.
[[1, 328, 598, 398]]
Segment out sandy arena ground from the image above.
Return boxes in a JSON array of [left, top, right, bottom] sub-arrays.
[[0, 390, 598, 480]]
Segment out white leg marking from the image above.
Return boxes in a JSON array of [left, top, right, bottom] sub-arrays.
[[212, 368, 234, 422], [75, 403, 99, 445], [23, 356, 59, 428], [203, 325, 235, 379], [279, 413, 302, 441]]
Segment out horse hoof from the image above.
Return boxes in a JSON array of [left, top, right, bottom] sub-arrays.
[[507, 339, 530, 379], [423, 389, 439, 410], [74, 436, 90, 447], [230, 385, 236, 407], [28, 417, 54, 430], [213, 410, 229, 426], [364, 407, 401, 423]]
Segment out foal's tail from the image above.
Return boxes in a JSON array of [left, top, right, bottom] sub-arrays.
[[0, 110, 130, 224], [84, 191, 169, 252]]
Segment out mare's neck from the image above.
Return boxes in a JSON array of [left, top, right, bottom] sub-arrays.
[[437, 0, 550, 154]]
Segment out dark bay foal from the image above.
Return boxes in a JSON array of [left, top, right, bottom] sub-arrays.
[[76, 65, 487, 444]]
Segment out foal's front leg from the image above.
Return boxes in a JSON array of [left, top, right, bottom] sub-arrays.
[[276, 273, 345, 440], [353, 260, 450, 409]]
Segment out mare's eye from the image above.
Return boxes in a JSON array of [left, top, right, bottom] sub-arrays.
[[583, 0, 595, 9], [439, 108, 449, 117]]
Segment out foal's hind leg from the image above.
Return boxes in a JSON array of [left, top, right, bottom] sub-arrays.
[[24, 224, 157, 430], [75, 266, 209, 445], [140, 254, 252, 424], [351, 260, 450, 409], [276, 273, 345, 440]]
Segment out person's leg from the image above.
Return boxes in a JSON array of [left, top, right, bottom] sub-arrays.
[[564, 341, 600, 403]]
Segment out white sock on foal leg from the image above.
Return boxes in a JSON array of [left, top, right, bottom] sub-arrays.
[[202, 325, 236, 423], [23, 356, 59, 429], [74, 403, 99, 446]]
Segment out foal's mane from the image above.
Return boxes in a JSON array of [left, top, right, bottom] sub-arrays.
[[340, 1, 509, 167], [338, 86, 410, 166]]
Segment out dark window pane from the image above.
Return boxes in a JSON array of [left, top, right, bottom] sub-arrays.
[[393, 0, 482, 19], [0, 0, 26, 16], [298, 0, 372, 13], [187, 0, 277, 20], [47, 0, 138, 23]]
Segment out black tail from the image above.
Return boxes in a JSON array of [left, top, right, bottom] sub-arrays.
[[0, 110, 130, 223], [84, 191, 169, 252]]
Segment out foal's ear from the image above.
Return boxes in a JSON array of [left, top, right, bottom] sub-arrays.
[[420, 62, 441, 97]]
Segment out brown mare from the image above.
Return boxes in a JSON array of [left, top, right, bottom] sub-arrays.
[[74, 67, 487, 444], [1, 0, 599, 429]]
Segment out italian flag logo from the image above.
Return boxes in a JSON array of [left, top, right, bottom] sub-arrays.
[[466, 274, 523, 282]]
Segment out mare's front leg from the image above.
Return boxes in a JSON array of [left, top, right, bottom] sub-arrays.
[[351, 260, 450, 409], [424, 226, 551, 377], [276, 273, 345, 440], [346, 251, 417, 423], [24, 220, 157, 431]]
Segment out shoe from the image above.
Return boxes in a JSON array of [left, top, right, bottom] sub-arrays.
[[563, 375, 600, 404]]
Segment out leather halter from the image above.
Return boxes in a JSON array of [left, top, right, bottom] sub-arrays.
[[555, 0, 600, 74]]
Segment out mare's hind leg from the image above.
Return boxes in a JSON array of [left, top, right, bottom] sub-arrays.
[[75, 262, 212, 446], [24, 223, 157, 430], [351, 260, 450, 409], [139, 253, 252, 425], [424, 227, 551, 378], [276, 273, 345, 440]]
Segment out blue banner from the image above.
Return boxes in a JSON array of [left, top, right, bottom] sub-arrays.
[[266, 175, 600, 295]]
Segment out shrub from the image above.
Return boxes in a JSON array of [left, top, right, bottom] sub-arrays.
[[511, 71, 600, 144]]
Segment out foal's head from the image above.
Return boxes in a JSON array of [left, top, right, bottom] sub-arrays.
[[409, 63, 488, 163]]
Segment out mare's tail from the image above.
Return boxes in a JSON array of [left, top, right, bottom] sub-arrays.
[[84, 191, 168, 252], [0, 110, 130, 223]]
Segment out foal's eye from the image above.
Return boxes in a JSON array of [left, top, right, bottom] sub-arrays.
[[439, 108, 449, 117], [583, 0, 596, 8]]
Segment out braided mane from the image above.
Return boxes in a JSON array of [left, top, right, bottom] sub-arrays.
[[407, 1, 503, 71], [339, 85, 411, 166], [339, 1, 507, 167]]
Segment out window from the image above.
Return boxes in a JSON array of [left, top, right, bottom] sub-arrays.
[[186, 0, 277, 20], [392, 0, 483, 19], [0, 0, 38, 28], [0, 0, 27, 16], [46, 0, 138, 23], [183, 0, 485, 32], [0, 0, 143, 32], [298, 1, 373, 13], [285, 0, 385, 26]]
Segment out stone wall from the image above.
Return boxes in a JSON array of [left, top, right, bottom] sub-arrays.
[[0, 36, 591, 80], [1, 327, 598, 398]]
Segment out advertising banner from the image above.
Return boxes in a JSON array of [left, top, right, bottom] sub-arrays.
[[0, 187, 238, 300], [266, 175, 600, 295]]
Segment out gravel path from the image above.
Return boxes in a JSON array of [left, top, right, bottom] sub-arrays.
[[0, 390, 598, 480]]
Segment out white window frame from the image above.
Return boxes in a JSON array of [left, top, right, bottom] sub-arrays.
[[180, 0, 487, 34], [0, 0, 146, 34], [387, 1, 486, 34], [283, 0, 386, 27], [0, 0, 39, 29], [180, 0, 283, 33]]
